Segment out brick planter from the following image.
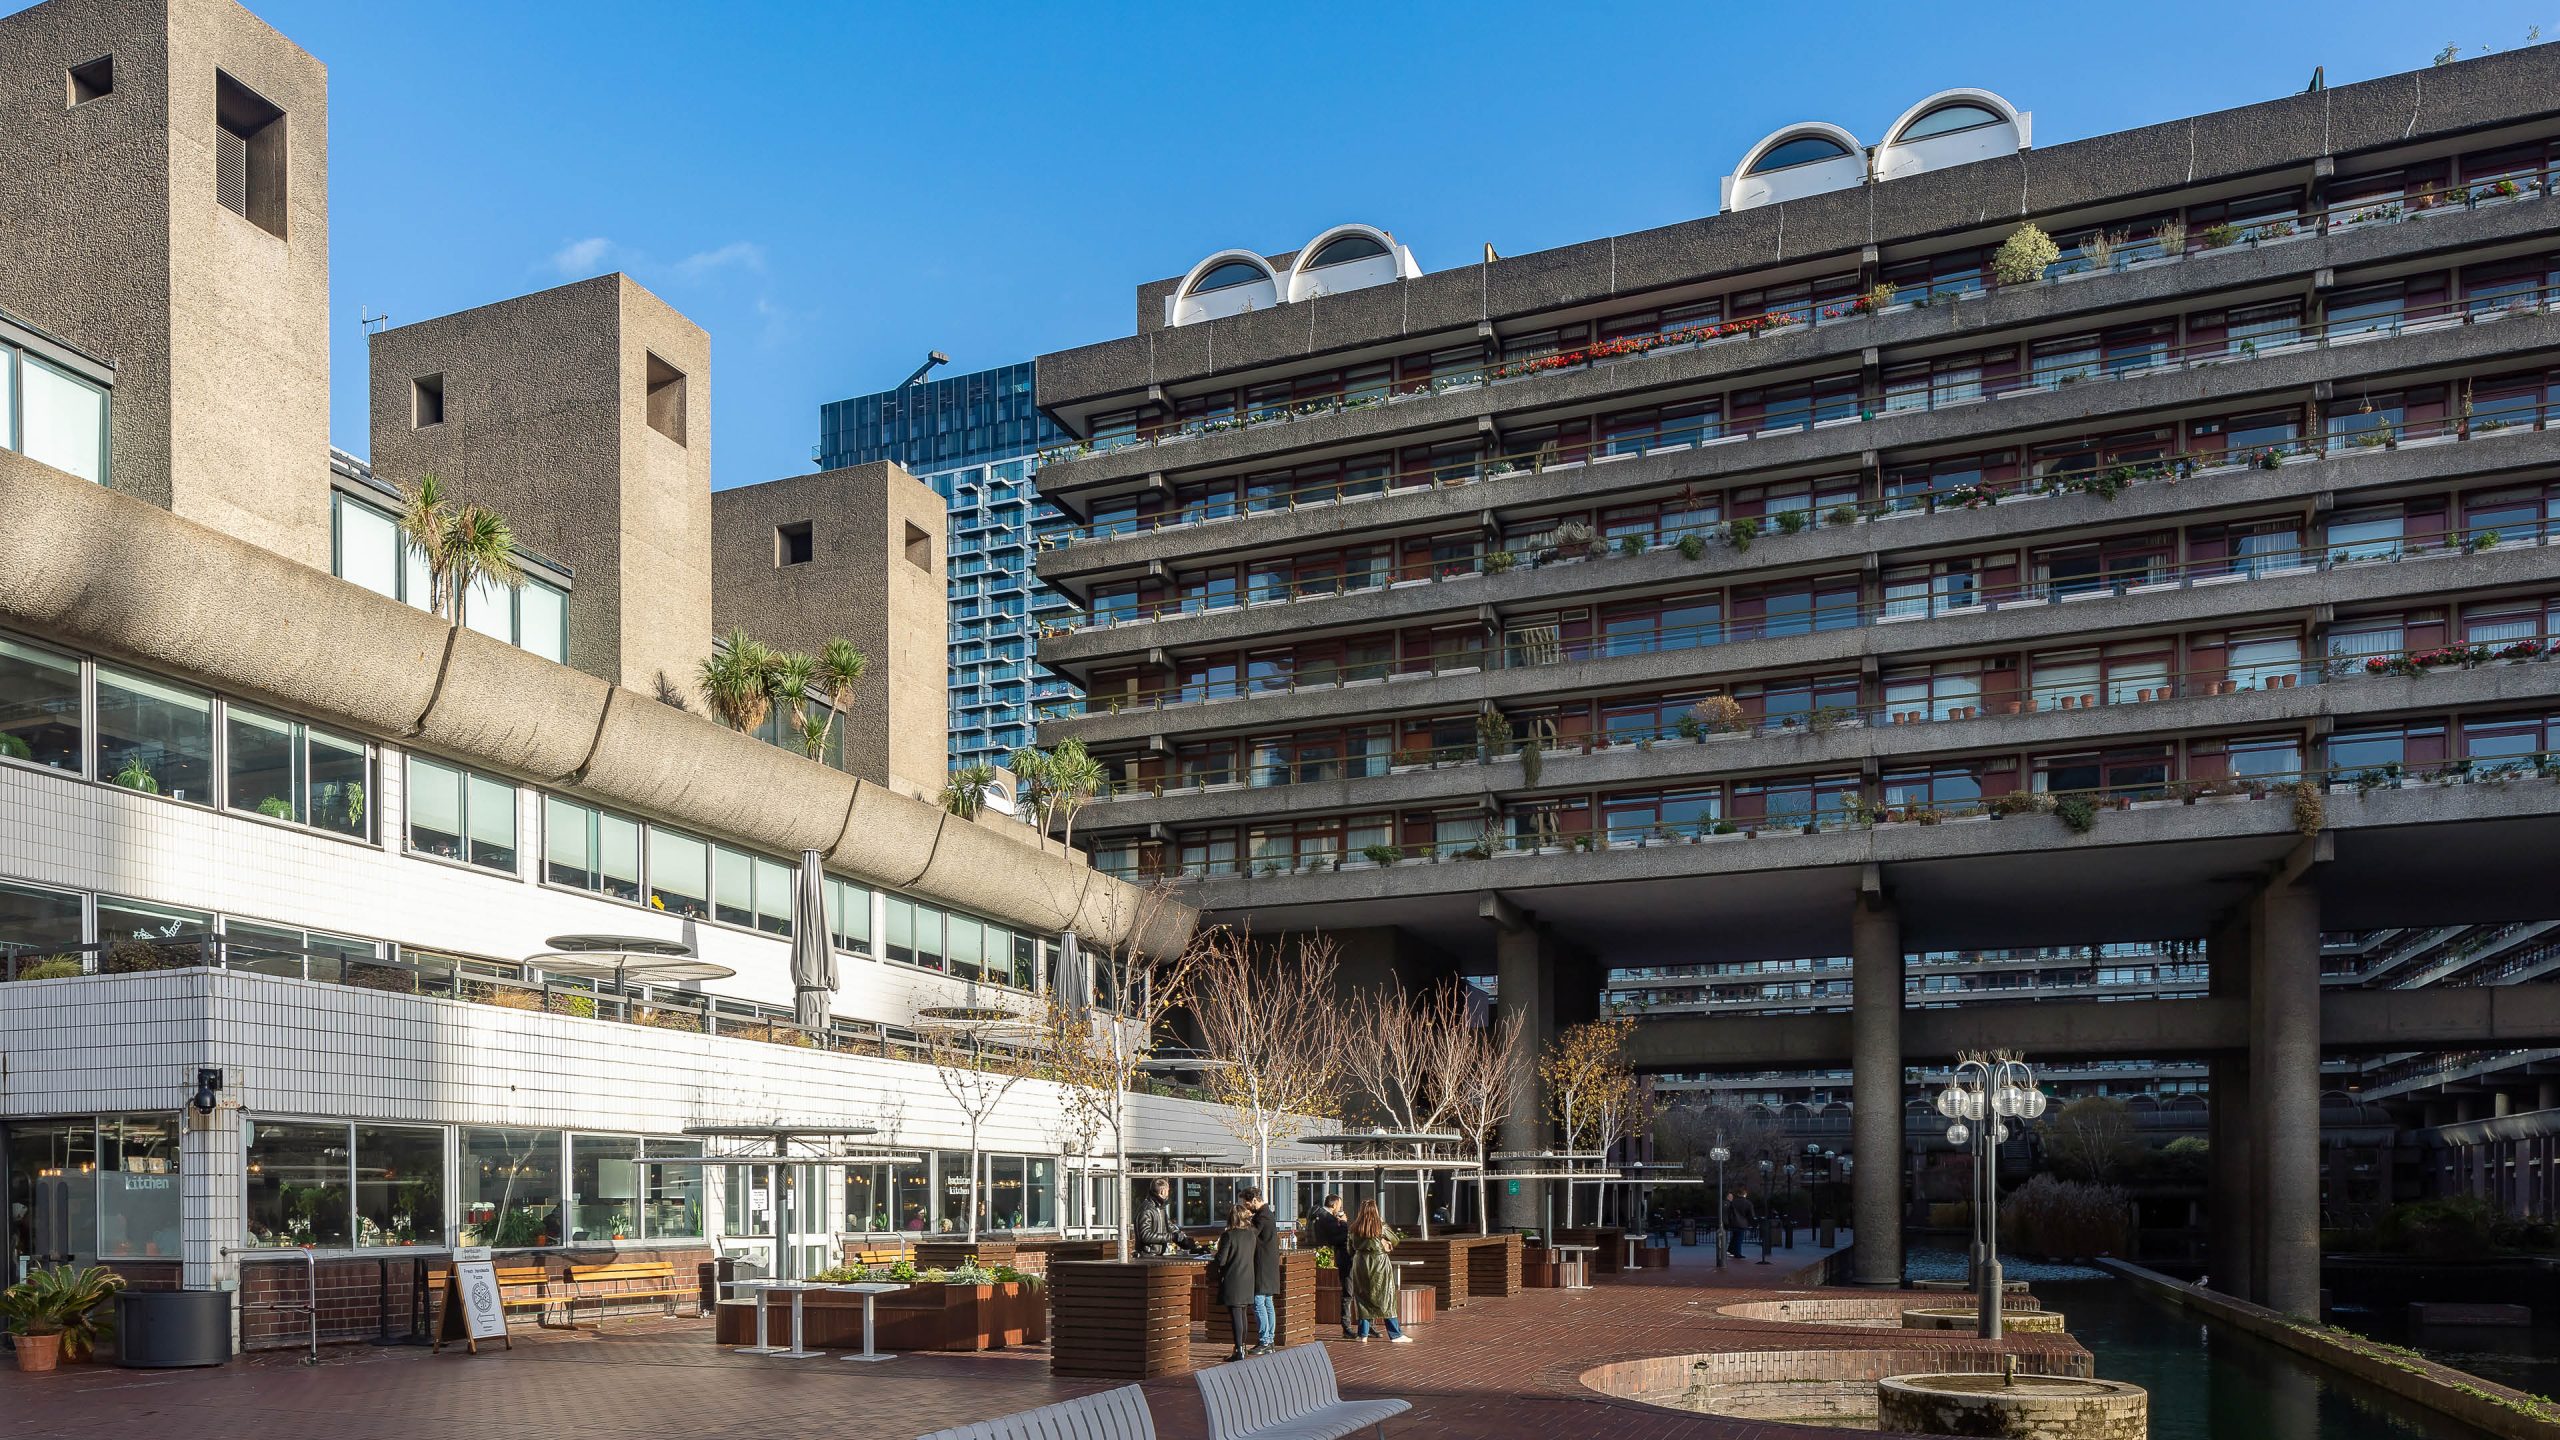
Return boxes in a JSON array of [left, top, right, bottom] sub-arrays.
[[1050, 1260, 1196, 1379]]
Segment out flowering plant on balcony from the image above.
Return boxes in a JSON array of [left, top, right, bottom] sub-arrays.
[[2494, 638, 2547, 662]]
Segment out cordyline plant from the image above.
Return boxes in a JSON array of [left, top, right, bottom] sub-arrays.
[[1010, 739, 1108, 851], [1030, 883, 1199, 1260], [696, 630, 868, 758], [1538, 1016, 1640, 1225], [397, 474, 525, 630], [1190, 928, 1347, 1197]]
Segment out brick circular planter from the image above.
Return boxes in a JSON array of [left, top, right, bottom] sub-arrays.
[[1877, 1373, 2146, 1439], [1900, 1306, 2068, 1334]]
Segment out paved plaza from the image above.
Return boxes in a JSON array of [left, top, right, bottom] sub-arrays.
[[0, 1239, 2087, 1440]]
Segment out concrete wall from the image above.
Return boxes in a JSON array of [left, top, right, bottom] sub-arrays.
[[368, 274, 714, 703], [711, 462, 949, 800], [0, 0, 332, 567]]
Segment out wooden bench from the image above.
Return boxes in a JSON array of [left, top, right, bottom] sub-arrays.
[[1195, 1344, 1410, 1440], [429, 1264, 561, 1331], [559, 1261, 698, 1321], [843, 1241, 907, 1268], [915, 1383, 1156, 1440]]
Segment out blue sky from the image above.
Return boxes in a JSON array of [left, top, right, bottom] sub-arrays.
[[29, 0, 2558, 487]]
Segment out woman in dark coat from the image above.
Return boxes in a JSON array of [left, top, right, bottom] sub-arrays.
[[1209, 1201, 1261, 1360], [1345, 1199, 1412, 1343]]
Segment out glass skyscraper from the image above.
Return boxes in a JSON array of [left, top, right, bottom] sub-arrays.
[[818, 361, 1079, 769]]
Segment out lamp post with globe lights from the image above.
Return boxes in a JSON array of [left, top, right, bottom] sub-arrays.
[[1937, 1051, 2046, 1339], [1708, 1142, 1731, 1270]]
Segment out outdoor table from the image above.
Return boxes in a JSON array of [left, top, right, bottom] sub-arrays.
[[1550, 1244, 1596, 1290], [730, 1279, 784, 1355], [754, 1281, 825, 1359], [1620, 1236, 1643, 1271], [830, 1282, 908, 1364]]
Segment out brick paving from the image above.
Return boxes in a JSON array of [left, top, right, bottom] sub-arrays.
[[1, 1238, 2074, 1440]]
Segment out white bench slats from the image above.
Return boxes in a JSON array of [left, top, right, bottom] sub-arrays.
[[914, 1383, 1157, 1440], [1196, 1345, 1411, 1440]]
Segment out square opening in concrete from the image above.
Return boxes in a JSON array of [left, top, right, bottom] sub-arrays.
[[67, 56, 113, 107], [777, 521, 813, 567], [411, 374, 445, 429], [645, 353, 686, 445], [214, 70, 287, 239], [903, 520, 931, 570]]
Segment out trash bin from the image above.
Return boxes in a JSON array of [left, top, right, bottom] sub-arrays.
[[1679, 1220, 1697, 1247], [114, 1289, 232, 1368]]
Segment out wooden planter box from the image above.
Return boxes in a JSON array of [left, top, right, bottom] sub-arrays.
[[1467, 1234, 1524, 1297], [1396, 1285, 1435, 1328], [1636, 1245, 1671, 1270], [1051, 1260, 1195, 1379], [1556, 1227, 1626, 1275], [1186, 1251, 1318, 1345], [914, 1238, 1017, 1272], [714, 1281, 1046, 1352]]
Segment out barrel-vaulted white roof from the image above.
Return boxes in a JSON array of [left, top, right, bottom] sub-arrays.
[[1721, 89, 2030, 211], [1167, 226, 1420, 326]]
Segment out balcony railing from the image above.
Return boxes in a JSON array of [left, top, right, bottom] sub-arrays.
[[1090, 635, 2552, 805], [1035, 174, 2555, 488], [1049, 516, 2551, 721], [1036, 334, 2558, 615], [1107, 748, 2560, 882]]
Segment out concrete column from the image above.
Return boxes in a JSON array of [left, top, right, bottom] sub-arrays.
[[2205, 916, 2254, 1299], [1494, 923, 1553, 1231], [181, 1103, 245, 1355], [2538, 1078, 2560, 1112], [2250, 878, 2323, 1318], [2494, 1091, 2515, 1118], [1850, 894, 1903, 1287]]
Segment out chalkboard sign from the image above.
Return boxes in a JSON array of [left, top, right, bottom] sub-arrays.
[[434, 1246, 512, 1354]]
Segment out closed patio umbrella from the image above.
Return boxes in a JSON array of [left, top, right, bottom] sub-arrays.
[[790, 849, 834, 1033]]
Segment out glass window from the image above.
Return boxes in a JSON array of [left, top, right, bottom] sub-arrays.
[[643, 1138, 703, 1240], [1189, 260, 1267, 294], [95, 667, 213, 803], [828, 877, 873, 952], [546, 798, 642, 903], [886, 895, 917, 965], [226, 706, 300, 824], [569, 1134, 642, 1242], [846, 1164, 889, 1233], [406, 756, 465, 861], [0, 879, 84, 974], [6, 1119, 99, 1264], [1900, 102, 2004, 141], [96, 1116, 181, 1261], [467, 772, 517, 872], [463, 573, 511, 643], [649, 830, 710, 918], [947, 913, 983, 981], [95, 897, 208, 968], [332, 492, 403, 601], [21, 354, 108, 483], [1305, 234, 1390, 269], [308, 728, 369, 838], [520, 580, 567, 664], [752, 856, 793, 936], [354, 1124, 444, 1248], [0, 634, 82, 773], [244, 1119, 352, 1249], [1751, 133, 1851, 172], [458, 1127, 564, 1249]]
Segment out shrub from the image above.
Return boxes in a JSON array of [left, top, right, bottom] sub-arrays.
[[1999, 1175, 2130, 1260], [2287, 780, 2326, 836], [8, 956, 83, 981], [1484, 550, 1517, 574], [1825, 504, 1859, 528], [2054, 795, 2099, 833], [1689, 696, 1747, 734], [2200, 222, 2240, 250], [1618, 535, 1647, 557], [1775, 509, 1807, 535], [1676, 534, 1705, 561], [1361, 843, 1403, 866], [1991, 222, 2062, 285], [2374, 1196, 2500, 1258], [1728, 517, 1758, 552]]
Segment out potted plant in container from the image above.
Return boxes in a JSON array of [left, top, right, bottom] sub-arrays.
[[3, 1264, 124, 1371]]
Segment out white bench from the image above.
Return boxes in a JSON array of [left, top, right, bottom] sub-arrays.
[[915, 1384, 1156, 1440], [1195, 1344, 1411, 1440]]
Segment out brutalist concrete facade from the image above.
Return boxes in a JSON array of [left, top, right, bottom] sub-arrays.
[[368, 275, 715, 704], [711, 462, 952, 802], [1031, 48, 2560, 1313], [0, 0, 332, 568]]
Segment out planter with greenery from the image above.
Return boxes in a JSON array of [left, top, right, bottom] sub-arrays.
[[3, 1264, 125, 1371]]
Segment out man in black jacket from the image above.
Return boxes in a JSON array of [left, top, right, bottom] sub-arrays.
[[1135, 1179, 1201, 1258], [1304, 1193, 1354, 1336], [1241, 1185, 1281, 1352]]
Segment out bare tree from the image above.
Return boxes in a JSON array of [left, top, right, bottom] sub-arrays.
[[916, 1007, 1032, 1245], [2041, 1096, 2137, 1184], [1342, 978, 1473, 1134], [1190, 928, 1347, 1195], [1538, 1017, 1638, 1226], [1034, 883, 1198, 1260], [1448, 1007, 1527, 1232]]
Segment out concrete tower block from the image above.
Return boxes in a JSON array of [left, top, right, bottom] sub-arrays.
[[367, 275, 715, 702], [710, 461, 949, 801], [0, 0, 332, 566]]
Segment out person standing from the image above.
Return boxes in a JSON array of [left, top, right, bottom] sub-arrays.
[[1136, 1179, 1202, 1258], [1242, 1185, 1281, 1352], [1346, 1199, 1412, 1343], [1305, 1192, 1354, 1337], [1723, 1189, 1754, 1258], [1209, 1202, 1260, 1362]]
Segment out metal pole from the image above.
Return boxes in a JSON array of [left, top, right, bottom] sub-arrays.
[[1714, 1157, 1727, 1269]]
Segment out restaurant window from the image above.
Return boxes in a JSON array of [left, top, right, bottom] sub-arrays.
[[95, 666, 213, 804], [244, 1119, 353, 1249], [827, 877, 874, 953], [407, 757, 516, 873], [0, 633, 82, 774], [354, 1124, 445, 1248], [96, 1116, 181, 1262], [458, 1127, 565, 1248], [642, 1139, 705, 1240], [647, 830, 711, 918], [6, 1120, 99, 1265], [94, 896, 208, 951], [226, 705, 368, 838]]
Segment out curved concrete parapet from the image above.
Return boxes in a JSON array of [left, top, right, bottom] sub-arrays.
[[1877, 1373, 2145, 1438], [415, 628, 613, 783], [829, 781, 949, 889], [917, 811, 1084, 933], [1901, 1307, 2068, 1333], [579, 687, 859, 858], [0, 452, 445, 738]]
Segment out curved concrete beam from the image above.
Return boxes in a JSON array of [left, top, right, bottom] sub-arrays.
[[577, 684, 859, 857], [415, 628, 613, 783]]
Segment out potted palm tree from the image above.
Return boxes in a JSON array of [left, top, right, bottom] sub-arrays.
[[4, 1265, 125, 1372], [397, 474, 525, 629]]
